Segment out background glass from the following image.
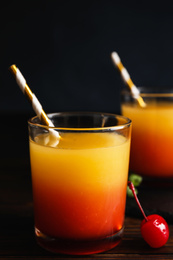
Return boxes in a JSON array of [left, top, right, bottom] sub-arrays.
[[28, 112, 131, 255], [121, 87, 173, 179]]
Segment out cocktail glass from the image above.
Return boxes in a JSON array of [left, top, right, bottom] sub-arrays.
[[28, 112, 131, 255], [121, 87, 173, 178]]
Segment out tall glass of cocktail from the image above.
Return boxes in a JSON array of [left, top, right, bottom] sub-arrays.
[[28, 112, 131, 255], [121, 87, 173, 178]]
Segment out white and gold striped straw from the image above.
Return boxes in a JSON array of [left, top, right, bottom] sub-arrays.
[[111, 52, 146, 108], [9, 64, 60, 146]]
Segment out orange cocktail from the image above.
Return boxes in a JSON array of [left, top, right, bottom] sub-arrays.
[[122, 88, 173, 178], [28, 112, 131, 255]]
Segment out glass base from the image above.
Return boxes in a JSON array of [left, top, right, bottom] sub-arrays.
[[35, 226, 124, 255]]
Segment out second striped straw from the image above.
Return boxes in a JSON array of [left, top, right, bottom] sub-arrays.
[[111, 52, 146, 108]]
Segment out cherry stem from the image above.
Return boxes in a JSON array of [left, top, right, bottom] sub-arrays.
[[128, 181, 148, 222]]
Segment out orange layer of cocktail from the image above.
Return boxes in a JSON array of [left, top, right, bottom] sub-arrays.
[[30, 132, 130, 240], [122, 100, 173, 178]]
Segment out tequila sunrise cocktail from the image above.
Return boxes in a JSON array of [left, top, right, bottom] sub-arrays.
[[122, 87, 173, 178], [28, 112, 131, 255]]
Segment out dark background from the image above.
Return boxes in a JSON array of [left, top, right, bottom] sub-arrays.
[[1, 0, 173, 115]]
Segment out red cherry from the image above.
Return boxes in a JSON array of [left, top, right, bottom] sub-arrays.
[[128, 181, 169, 248], [141, 214, 169, 248]]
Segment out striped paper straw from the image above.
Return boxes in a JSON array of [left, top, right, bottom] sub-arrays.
[[9, 64, 60, 145], [111, 52, 146, 108]]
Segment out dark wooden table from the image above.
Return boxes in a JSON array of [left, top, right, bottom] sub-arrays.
[[0, 113, 173, 260]]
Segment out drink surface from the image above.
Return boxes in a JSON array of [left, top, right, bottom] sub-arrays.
[[122, 101, 173, 177], [30, 132, 130, 240]]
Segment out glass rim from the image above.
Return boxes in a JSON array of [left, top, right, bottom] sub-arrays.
[[28, 111, 131, 131], [122, 87, 173, 98]]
